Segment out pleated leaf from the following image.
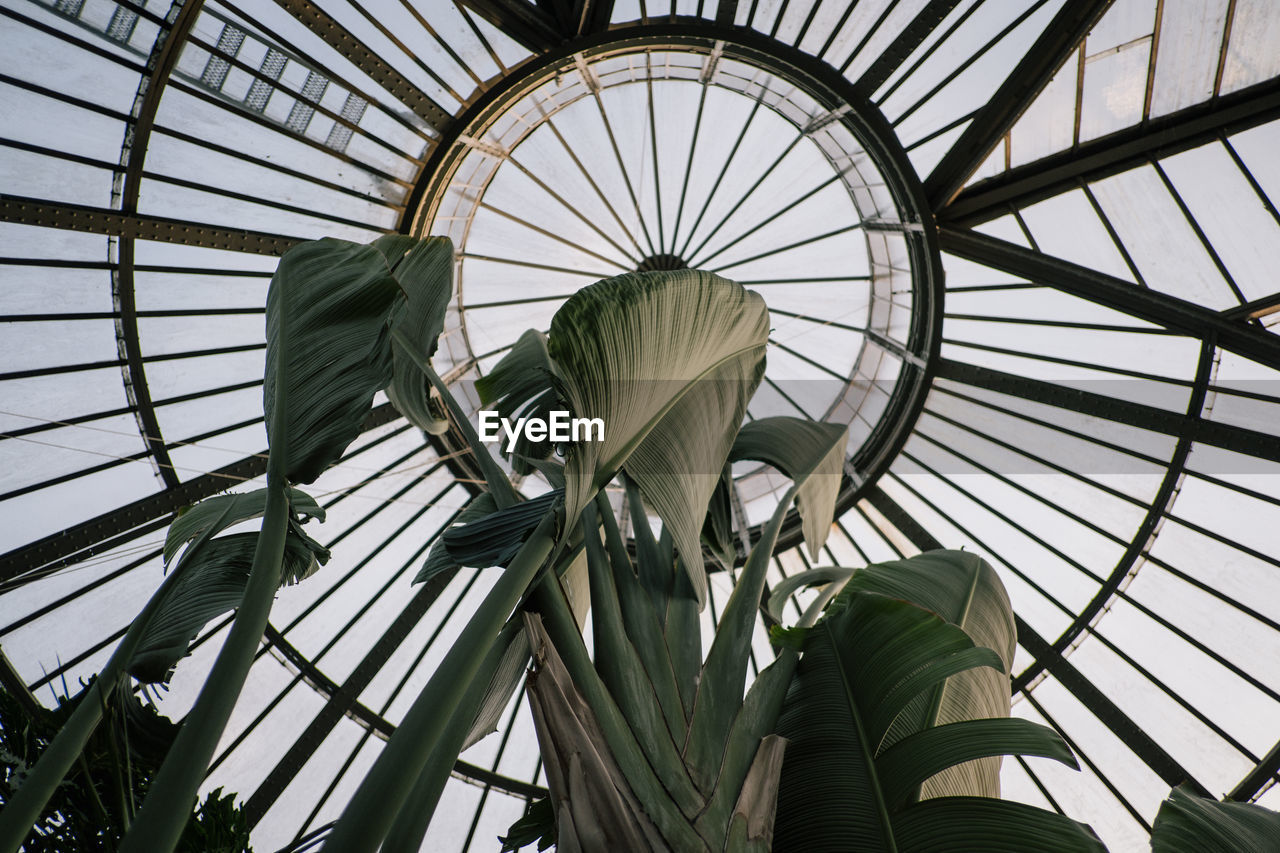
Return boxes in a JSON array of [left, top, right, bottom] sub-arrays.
[[1150, 785, 1280, 853], [264, 238, 407, 484], [875, 718, 1077, 810], [891, 797, 1105, 852], [772, 589, 1099, 852], [440, 489, 562, 569], [415, 493, 497, 585], [378, 235, 455, 436], [730, 417, 848, 559], [128, 532, 324, 683], [549, 270, 769, 607], [774, 592, 1001, 851], [839, 550, 1017, 799]]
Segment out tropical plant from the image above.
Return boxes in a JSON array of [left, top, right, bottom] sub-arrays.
[[5, 232, 1277, 853], [1149, 785, 1280, 852], [0, 681, 251, 852], [0, 235, 453, 853]]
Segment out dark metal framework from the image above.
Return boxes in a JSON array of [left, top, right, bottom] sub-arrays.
[[4, 0, 1280, 846]]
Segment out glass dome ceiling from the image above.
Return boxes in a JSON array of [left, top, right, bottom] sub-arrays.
[[3, 0, 1280, 851]]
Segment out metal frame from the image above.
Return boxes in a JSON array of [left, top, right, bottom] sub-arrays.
[[404, 20, 946, 559], [923, 0, 1115, 210], [943, 76, 1280, 226], [7, 0, 1280, 837]]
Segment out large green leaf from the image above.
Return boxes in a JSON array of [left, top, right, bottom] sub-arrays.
[[1150, 786, 1280, 852], [439, 489, 562, 569], [549, 270, 769, 606], [128, 531, 325, 683], [839, 550, 1017, 799], [892, 797, 1105, 852], [163, 488, 323, 566], [414, 493, 497, 585], [376, 235, 455, 436], [730, 417, 848, 559], [875, 718, 1076, 810], [264, 239, 403, 484], [772, 590, 1099, 852]]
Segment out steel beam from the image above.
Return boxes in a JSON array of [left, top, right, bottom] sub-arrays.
[[243, 570, 454, 824], [271, 0, 452, 131], [715, 0, 739, 26], [114, 0, 206, 492], [256, 619, 548, 806], [569, 0, 615, 35], [934, 359, 1280, 464], [855, 0, 963, 95], [864, 485, 1211, 798], [0, 196, 299, 255], [943, 77, 1280, 225], [1015, 617, 1210, 797], [923, 0, 1114, 211], [938, 226, 1280, 370], [1230, 740, 1280, 801], [0, 405, 402, 583], [458, 0, 564, 53]]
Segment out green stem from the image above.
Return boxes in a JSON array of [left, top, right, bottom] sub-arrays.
[[321, 515, 557, 853], [380, 620, 515, 853], [684, 485, 797, 788], [117, 480, 291, 853], [0, 558, 192, 853], [395, 328, 518, 508]]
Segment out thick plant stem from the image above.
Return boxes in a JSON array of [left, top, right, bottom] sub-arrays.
[[0, 558, 191, 853], [380, 624, 512, 853], [117, 480, 291, 853], [321, 516, 557, 853]]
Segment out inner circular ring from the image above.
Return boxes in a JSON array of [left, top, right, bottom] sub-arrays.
[[410, 26, 941, 544]]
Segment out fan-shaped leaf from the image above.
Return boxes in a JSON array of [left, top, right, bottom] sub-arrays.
[[1151, 785, 1280, 853], [548, 270, 769, 607], [730, 417, 847, 559]]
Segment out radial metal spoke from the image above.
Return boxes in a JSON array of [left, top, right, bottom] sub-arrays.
[[677, 97, 767, 259], [589, 73, 660, 258], [690, 170, 846, 268], [507, 152, 641, 265], [544, 117, 649, 259], [477, 201, 632, 269], [646, 59, 667, 254], [458, 252, 615, 278], [708, 222, 863, 273], [684, 131, 806, 265], [669, 59, 712, 251]]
